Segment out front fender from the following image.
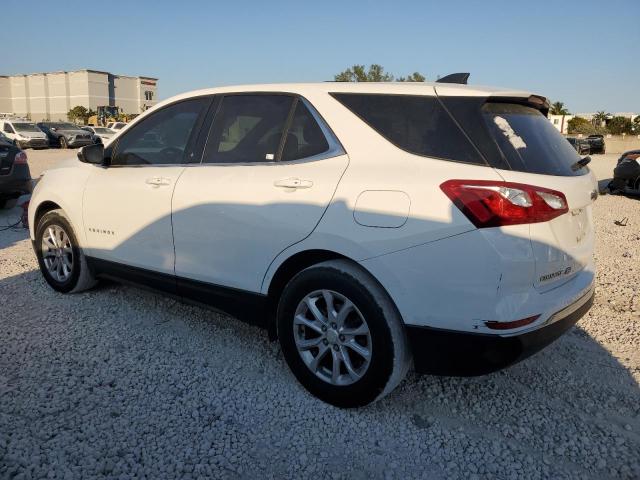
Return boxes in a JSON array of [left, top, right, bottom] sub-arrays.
[[28, 165, 92, 244]]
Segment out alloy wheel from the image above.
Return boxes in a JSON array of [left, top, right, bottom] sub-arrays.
[[41, 225, 74, 282], [293, 289, 372, 386]]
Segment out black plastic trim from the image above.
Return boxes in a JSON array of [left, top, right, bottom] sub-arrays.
[[85, 257, 267, 327], [406, 289, 595, 376]]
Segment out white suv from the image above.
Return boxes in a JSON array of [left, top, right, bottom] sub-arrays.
[[29, 82, 597, 407]]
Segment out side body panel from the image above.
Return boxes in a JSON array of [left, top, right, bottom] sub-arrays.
[[82, 165, 185, 274]]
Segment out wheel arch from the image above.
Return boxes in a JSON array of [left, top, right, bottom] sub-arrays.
[[33, 200, 62, 232], [264, 249, 401, 341]]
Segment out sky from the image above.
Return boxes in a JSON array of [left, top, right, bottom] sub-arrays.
[[3, 0, 639, 113]]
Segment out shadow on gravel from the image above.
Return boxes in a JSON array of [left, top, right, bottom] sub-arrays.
[[2, 199, 639, 478], [1, 266, 639, 479]]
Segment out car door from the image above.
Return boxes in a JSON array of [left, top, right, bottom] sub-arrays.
[[2, 123, 16, 142], [82, 96, 211, 280], [172, 94, 348, 294]]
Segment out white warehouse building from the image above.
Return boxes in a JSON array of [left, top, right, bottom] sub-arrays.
[[0, 69, 158, 122]]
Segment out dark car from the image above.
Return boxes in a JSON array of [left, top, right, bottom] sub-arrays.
[[586, 134, 606, 154], [36, 122, 93, 149], [608, 149, 640, 193], [566, 137, 590, 156], [0, 132, 32, 208]]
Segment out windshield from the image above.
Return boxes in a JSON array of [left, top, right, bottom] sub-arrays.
[[14, 123, 41, 133], [49, 123, 79, 130], [112, 123, 125, 129], [482, 103, 585, 176], [93, 127, 112, 134]]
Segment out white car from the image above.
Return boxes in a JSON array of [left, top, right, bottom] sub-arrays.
[[0, 119, 49, 149], [106, 121, 126, 131], [81, 126, 115, 145], [28, 82, 597, 407]]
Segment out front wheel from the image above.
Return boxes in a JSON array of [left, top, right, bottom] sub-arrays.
[[59, 137, 68, 149], [277, 260, 410, 408], [35, 209, 97, 293]]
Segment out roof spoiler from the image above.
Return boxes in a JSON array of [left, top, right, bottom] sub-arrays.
[[436, 73, 470, 85]]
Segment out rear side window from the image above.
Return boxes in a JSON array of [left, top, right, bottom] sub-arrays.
[[203, 95, 293, 164], [331, 93, 484, 165], [482, 103, 585, 176], [281, 101, 329, 161]]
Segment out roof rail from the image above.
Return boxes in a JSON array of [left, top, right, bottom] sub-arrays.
[[436, 73, 470, 85]]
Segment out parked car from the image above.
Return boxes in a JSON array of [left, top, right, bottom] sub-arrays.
[[0, 119, 49, 149], [586, 134, 606, 154], [81, 126, 115, 145], [0, 132, 31, 208], [107, 121, 126, 131], [28, 82, 596, 407], [608, 149, 640, 193], [566, 137, 590, 155], [36, 122, 94, 149]]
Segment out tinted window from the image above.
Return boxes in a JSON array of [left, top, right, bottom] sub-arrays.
[[203, 95, 293, 164], [281, 101, 329, 161], [3, 124, 14, 134], [331, 93, 484, 164], [482, 103, 585, 176], [112, 98, 207, 166]]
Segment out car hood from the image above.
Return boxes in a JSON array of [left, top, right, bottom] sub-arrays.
[[58, 129, 90, 136], [17, 131, 47, 138]]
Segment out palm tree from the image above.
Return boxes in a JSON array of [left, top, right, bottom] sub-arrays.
[[592, 111, 610, 127], [550, 101, 570, 115]]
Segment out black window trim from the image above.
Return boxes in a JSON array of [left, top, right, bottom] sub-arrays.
[[329, 91, 489, 167], [197, 91, 345, 167], [106, 95, 214, 168]]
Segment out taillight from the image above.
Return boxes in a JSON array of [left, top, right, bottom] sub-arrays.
[[440, 180, 568, 228], [14, 151, 28, 165]]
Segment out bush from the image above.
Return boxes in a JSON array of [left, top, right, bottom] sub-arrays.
[[607, 116, 634, 135], [567, 117, 598, 135]]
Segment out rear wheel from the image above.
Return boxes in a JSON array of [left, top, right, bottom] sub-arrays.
[[277, 260, 410, 407], [35, 209, 96, 293]]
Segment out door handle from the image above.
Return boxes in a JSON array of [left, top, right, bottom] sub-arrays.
[[145, 177, 171, 187], [274, 177, 313, 189]]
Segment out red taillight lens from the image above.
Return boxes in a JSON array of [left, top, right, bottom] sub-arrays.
[[440, 180, 568, 228], [14, 151, 28, 165]]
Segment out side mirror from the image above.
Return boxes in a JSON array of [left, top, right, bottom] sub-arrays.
[[50, 127, 57, 132], [78, 143, 108, 166]]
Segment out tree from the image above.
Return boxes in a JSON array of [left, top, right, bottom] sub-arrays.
[[567, 116, 597, 135], [397, 72, 426, 82], [549, 101, 569, 115], [334, 64, 425, 82], [592, 111, 609, 127], [633, 116, 640, 134], [67, 106, 96, 124], [607, 116, 634, 135]]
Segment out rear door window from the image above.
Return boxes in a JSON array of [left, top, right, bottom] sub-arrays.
[[482, 103, 586, 176], [281, 101, 329, 161], [331, 93, 485, 165], [202, 95, 293, 164]]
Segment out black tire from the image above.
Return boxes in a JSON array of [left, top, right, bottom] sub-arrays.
[[15, 140, 23, 150], [35, 209, 97, 293], [277, 259, 410, 408], [59, 137, 68, 149]]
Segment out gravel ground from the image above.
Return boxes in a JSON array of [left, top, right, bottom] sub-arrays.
[[0, 151, 638, 479]]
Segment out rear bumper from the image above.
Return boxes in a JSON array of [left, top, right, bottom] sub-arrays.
[[407, 286, 594, 376], [0, 165, 32, 197]]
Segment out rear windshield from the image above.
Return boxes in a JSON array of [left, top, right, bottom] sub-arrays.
[[482, 103, 586, 176], [331, 93, 484, 165]]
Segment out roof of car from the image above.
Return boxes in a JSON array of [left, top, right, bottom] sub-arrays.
[[160, 82, 536, 106]]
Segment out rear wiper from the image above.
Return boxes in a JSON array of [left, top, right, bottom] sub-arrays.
[[571, 155, 591, 171]]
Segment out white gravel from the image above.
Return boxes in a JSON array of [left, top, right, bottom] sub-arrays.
[[0, 151, 638, 479]]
